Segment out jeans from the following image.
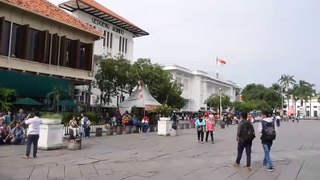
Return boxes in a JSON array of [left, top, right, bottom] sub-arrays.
[[236, 141, 252, 167], [197, 131, 204, 142], [262, 143, 273, 168], [26, 134, 39, 157], [205, 131, 214, 142]]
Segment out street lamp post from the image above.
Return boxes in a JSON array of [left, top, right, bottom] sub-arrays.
[[219, 88, 222, 120]]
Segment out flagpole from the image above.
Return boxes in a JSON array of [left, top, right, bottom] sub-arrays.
[[216, 57, 219, 79]]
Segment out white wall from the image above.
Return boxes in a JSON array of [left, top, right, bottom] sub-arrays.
[[165, 65, 238, 112], [73, 11, 134, 61], [286, 98, 320, 117]]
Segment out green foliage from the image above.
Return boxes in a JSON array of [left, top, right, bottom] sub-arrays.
[[94, 58, 119, 105], [47, 86, 71, 113], [239, 83, 281, 112], [94, 57, 185, 109], [87, 112, 100, 125], [0, 88, 16, 111], [41, 112, 63, 119], [205, 94, 231, 110], [233, 101, 257, 112], [153, 104, 173, 117]]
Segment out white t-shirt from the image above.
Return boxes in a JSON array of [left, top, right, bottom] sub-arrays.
[[25, 116, 42, 135]]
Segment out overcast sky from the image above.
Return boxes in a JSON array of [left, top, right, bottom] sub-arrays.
[[50, 0, 320, 89]]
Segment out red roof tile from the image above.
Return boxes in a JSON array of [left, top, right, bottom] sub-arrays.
[[59, 0, 149, 37], [80, 0, 139, 29], [4, 0, 101, 37]]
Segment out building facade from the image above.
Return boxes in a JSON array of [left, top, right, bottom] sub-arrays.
[[59, 0, 149, 107], [286, 97, 320, 117], [0, 0, 100, 109], [164, 65, 239, 112]]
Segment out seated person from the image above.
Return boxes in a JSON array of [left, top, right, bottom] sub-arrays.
[[68, 116, 79, 139], [0, 122, 12, 145], [11, 122, 25, 145]]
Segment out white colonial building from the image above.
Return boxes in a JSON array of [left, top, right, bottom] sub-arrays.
[[286, 97, 320, 117], [59, 0, 149, 107], [164, 65, 239, 112]]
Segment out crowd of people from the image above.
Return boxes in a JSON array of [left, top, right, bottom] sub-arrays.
[[193, 111, 280, 172], [0, 109, 41, 158], [67, 111, 154, 139], [0, 109, 28, 145]]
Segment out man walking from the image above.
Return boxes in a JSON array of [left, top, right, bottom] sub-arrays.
[[24, 112, 41, 158], [233, 112, 255, 171], [259, 111, 276, 172]]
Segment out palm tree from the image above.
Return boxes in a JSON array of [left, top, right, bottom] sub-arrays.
[[297, 80, 316, 117], [278, 74, 296, 110], [0, 88, 16, 111], [47, 86, 70, 113]]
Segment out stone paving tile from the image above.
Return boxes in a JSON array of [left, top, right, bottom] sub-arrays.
[[65, 165, 82, 179], [29, 165, 50, 180], [1, 121, 320, 179]]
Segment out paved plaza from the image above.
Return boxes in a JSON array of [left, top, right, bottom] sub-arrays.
[[0, 120, 320, 180]]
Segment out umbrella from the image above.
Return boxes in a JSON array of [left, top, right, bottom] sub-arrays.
[[13, 97, 42, 106], [59, 100, 77, 107]]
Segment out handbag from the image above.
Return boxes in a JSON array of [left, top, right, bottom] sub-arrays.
[[197, 125, 203, 132]]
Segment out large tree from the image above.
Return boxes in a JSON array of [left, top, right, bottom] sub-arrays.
[[205, 94, 231, 110], [278, 74, 296, 108], [240, 83, 281, 112], [95, 57, 185, 109], [94, 58, 118, 105]]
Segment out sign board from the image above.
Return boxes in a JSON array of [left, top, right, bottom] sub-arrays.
[[90, 95, 98, 105]]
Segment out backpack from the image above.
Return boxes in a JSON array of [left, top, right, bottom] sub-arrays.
[[240, 120, 255, 142], [262, 121, 276, 141]]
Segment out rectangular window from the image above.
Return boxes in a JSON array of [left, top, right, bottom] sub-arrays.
[[51, 34, 59, 65], [125, 38, 127, 53], [84, 43, 93, 71], [27, 28, 40, 61], [44, 33, 51, 64], [80, 43, 86, 70], [71, 39, 80, 68], [106, 31, 110, 48], [122, 37, 125, 52], [103, 30, 106, 47], [65, 39, 72, 67], [10, 23, 20, 58], [0, 18, 10, 56], [314, 111, 318, 117], [119, 36, 122, 51], [110, 33, 113, 48], [314, 106, 317, 108]]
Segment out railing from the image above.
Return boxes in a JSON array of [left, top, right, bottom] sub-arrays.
[[63, 125, 107, 135], [63, 121, 194, 135]]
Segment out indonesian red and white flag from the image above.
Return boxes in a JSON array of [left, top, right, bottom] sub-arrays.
[[216, 57, 226, 66]]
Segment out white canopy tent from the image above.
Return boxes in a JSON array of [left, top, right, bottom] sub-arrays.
[[119, 84, 162, 114]]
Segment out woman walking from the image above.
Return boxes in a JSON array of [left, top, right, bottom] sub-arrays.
[[205, 114, 215, 143], [195, 116, 205, 143]]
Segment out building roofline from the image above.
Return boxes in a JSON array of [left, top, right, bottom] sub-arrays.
[[59, 0, 149, 37], [164, 64, 238, 87], [1, 0, 102, 38]]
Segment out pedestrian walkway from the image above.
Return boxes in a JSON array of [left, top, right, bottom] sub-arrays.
[[0, 120, 319, 180]]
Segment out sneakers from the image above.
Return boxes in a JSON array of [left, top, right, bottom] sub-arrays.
[[244, 166, 251, 171], [233, 162, 240, 168], [267, 167, 274, 172]]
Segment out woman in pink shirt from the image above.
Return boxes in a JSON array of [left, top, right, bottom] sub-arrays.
[[205, 114, 215, 143]]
